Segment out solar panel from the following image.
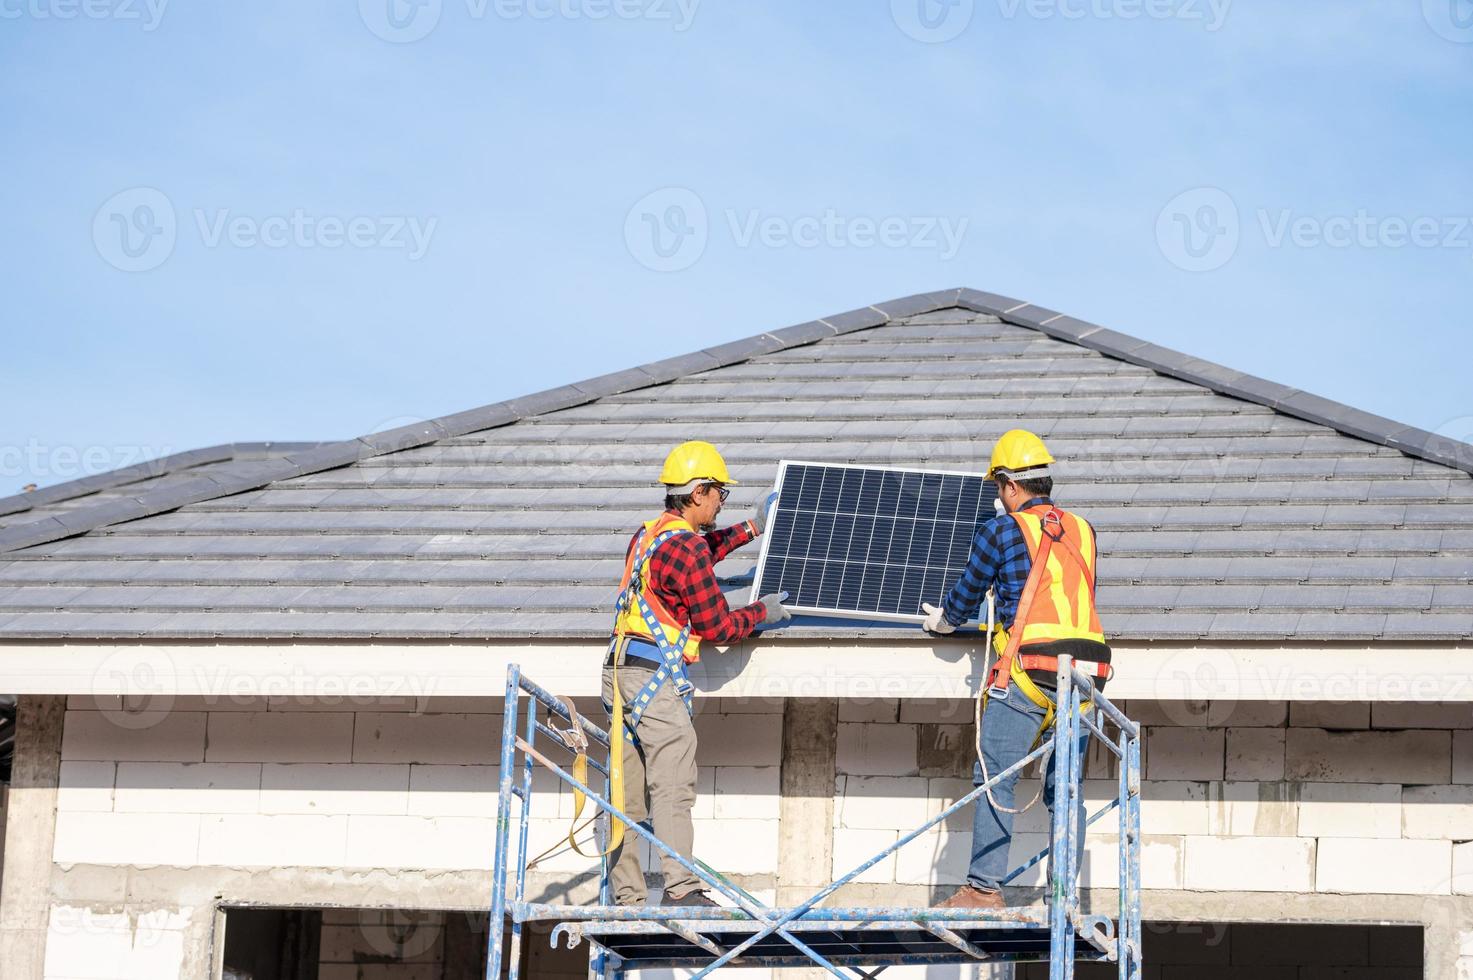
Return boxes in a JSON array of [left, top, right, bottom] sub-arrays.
[[750, 460, 999, 623]]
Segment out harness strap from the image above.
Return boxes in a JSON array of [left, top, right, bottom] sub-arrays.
[[1050, 531, 1096, 594], [1018, 653, 1112, 680], [607, 528, 696, 746]]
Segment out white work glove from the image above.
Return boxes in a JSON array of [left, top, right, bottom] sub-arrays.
[[921, 602, 956, 635], [757, 592, 791, 627], [751, 490, 779, 536]]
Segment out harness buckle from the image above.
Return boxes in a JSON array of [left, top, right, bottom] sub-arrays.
[[1040, 508, 1066, 542]]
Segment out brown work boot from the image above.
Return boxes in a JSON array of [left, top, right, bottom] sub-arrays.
[[663, 889, 719, 908], [935, 885, 1006, 910]]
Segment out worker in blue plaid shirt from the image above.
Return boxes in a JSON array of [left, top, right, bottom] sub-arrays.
[[922, 430, 1111, 911]]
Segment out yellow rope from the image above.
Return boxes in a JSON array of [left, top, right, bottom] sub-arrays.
[[564, 656, 626, 858]]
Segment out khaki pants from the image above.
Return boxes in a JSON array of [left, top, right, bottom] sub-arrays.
[[601, 661, 700, 904]]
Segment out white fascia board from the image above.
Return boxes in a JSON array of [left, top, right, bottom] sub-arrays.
[[0, 640, 1469, 702]]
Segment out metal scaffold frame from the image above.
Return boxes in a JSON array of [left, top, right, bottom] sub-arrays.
[[486, 658, 1142, 980]]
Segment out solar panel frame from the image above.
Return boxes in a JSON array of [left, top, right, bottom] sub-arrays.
[[749, 459, 998, 625]]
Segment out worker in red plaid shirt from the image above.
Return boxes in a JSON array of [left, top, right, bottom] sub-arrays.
[[603, 441, 789, 907]]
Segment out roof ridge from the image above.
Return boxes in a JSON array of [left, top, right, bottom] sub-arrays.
[[0, 441, 328, 516], [1, 286, 1466, 555], [953, 289, 1473, 477], [0, 290, 966, 554]]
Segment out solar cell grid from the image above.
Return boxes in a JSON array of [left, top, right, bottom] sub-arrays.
[[751, 461, 997, 622]]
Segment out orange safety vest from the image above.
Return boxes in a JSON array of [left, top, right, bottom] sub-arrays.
[[1010, 505, 1105, 648], [612, 512, 703, 664], [987, 504, 1110, 692]]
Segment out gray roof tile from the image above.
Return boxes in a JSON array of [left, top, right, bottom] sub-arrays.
[[1379, 613, 1473, 639], [1342, 585, 1434, 611], [1173, 584, 1269, 609], [1137, 557, 1235, 582], [1220, 556, 1317, 581], [1391, 556, 1473, 580], [1102, 613, 1215, 639], [1290, 613, 1389, 637], [1207, 612, 1304, 638], [1308, 556, 1397, 581], [1431, 584, 1473, 608]]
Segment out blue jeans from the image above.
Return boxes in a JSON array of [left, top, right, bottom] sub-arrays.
[[966, 680, 1090, 892]]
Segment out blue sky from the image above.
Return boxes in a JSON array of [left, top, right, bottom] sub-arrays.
[[3, 0, 1472, 490]]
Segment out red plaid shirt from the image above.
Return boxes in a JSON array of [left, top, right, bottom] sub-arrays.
[[623, 510, 765, 643]]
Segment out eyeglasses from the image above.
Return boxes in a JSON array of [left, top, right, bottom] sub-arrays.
[[701, 483, 730, 503]]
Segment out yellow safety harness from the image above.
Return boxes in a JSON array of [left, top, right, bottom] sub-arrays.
[[561, 519, 698, 860], [974, 507, 1108, 815]]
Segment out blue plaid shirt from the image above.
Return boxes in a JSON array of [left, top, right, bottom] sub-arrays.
[[942, 496, 1096, 629]]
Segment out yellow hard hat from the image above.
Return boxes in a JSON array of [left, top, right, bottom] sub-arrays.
[[986, 429, 1054, 480], [659, 441, 738, 488]]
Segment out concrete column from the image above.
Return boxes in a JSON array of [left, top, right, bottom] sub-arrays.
[[777, 698, 838, 980], [776, 697, 838, 907], [1423, 904, 1469, 979], [0, 694, 65, 979]]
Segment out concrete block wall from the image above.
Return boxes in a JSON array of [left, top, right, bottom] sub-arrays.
[[51, 695, 783, 883], [41, 907, 193, 980], [33, 691, 1473, 978], [832, 697, 1473, 898]]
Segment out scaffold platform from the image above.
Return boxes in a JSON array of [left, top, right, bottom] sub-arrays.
[[487, 658, 1142, 980]]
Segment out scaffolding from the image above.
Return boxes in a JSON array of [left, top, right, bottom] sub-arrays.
[[487, 657, 1142, 980]]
